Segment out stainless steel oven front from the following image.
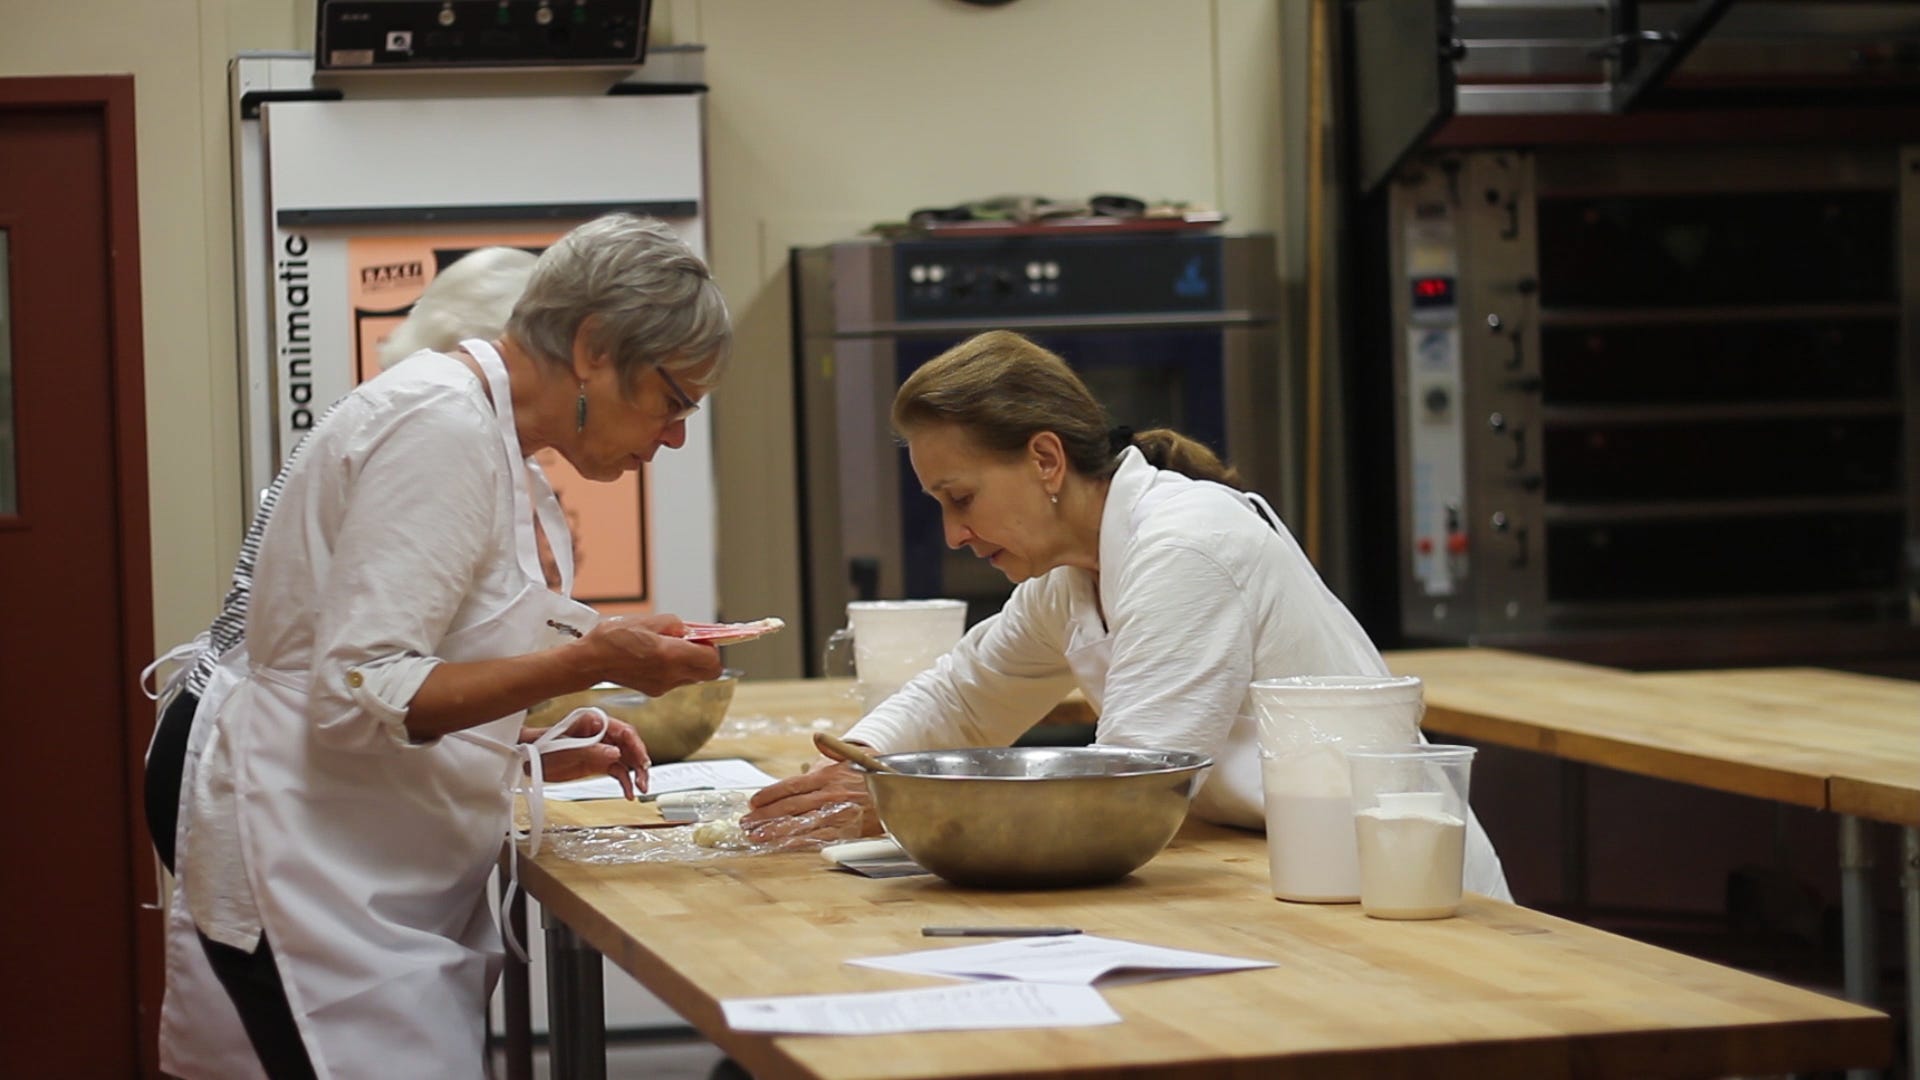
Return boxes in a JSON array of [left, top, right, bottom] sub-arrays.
[[792, 234, 1279, 672], [1379, 144, 1918, 658]]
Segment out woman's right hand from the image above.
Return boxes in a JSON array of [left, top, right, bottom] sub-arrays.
[[580, 614, 722, 696]]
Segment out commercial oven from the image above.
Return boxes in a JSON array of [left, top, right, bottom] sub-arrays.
[[1339, 1, 1920, 667], [791, 233, 1280, 672], [1375, 144, 1917, 659]]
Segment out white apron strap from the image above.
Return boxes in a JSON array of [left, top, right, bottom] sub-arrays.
[[527, 458, 576, 593], [463, 338, 577, 596], [454, 706, 610, 963], [459, 337, 609, 961], [1242, 490, 1284, 534], [140, 632, 211, 704]]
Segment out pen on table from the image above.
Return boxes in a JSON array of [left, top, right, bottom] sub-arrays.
[[921, 926, 1083, 938]]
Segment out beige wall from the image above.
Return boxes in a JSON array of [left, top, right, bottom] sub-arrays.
[[675, 0, 1291, 677], [1, 0, 300, 654], [3, 0, 1294, 678]]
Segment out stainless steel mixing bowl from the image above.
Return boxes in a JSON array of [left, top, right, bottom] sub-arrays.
[[525, 671, 739, 763], [865, 746, 1212, 889]]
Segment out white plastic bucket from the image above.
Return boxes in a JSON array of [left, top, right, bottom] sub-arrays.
[[1250, 675, 1424, 902], [824, 600, 968, 713]]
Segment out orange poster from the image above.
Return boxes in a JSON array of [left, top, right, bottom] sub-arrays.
[[346, 233, 652, 616]]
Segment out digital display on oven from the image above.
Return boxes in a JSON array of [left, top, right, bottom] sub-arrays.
[[1410, 275, 1455, 310]]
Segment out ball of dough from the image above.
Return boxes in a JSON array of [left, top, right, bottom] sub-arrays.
[[693, 816, 746, 849]]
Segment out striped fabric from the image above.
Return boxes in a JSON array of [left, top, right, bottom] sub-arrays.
[[181, 402, 342, 697]]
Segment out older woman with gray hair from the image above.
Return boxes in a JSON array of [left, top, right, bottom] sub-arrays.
[[155, 214, 731, 1080]]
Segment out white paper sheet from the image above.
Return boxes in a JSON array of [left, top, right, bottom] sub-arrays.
[[720, 981, 1120, 1035], [848, 934, 1274, 986], [541, 758, 782, 801]]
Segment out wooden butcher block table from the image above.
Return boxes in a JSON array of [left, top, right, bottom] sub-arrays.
[[514, 675, 1888, 1080], [1388, 649, 1920, 1080]]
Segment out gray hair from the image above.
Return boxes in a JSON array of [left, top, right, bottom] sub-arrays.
[[378, 246, 538, 369], [507, 213, 731, 393]]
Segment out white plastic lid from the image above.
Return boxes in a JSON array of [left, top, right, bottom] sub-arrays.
[[847, 599, 966, 611], [1249, 674, 1423, 706]]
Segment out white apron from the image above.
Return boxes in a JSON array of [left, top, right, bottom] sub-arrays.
[[161, 340, 601, 1078], [153, 642, 271, 1080]]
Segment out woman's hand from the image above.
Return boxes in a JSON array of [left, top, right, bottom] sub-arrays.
[[580, 614, 722, 696], [740, 760, 882, 844], [523, 711, 652, 799]]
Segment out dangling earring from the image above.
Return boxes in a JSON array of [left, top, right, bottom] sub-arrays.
[[575, 382, 588, 432], [1050, 493, 1059, 505]]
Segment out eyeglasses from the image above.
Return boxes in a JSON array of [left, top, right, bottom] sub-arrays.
[[656, 366, 701, 422]]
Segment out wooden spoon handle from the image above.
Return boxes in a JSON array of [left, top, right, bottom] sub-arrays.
[[814, 732, 896, 773]]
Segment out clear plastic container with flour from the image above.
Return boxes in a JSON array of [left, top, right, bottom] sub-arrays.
[[1249, 675, 1424, 902], [1345, 745, 1475, 920], [823, 600, 968, 714]]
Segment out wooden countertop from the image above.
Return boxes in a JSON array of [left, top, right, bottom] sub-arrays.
[[523, 674, 1890, 1080], [1386, 650, 1920, 820], [1633, 667, 1920, 827], [1385, 646, 1620, 684]]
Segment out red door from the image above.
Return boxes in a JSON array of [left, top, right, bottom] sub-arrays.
[[0, 77, 156, 1076]]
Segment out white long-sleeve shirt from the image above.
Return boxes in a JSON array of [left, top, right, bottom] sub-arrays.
[[846, 447, 1510, 899], [184, 351, 528, 949]]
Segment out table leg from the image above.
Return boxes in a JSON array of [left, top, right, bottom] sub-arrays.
[[501, 876, 532, 1080], [543, 909, 606, 1080], [1843, 816, 1880, 1003], [1562, 761, 1588, 913], [1901, 827, 1917, 1080], [1841, 815, 1879, 1080]]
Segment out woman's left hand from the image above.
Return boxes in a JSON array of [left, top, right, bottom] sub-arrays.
[[739, 761, 881, 844], [522, 712, 652, 799]]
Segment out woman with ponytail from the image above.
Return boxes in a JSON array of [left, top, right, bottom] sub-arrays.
[[746, 330, 1508, 901]]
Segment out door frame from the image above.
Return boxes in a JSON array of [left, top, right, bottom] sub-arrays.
[[0, 74, 155, 1074]]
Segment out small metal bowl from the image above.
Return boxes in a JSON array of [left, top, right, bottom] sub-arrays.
[[525, 670, 739, 763], [864, 746, 1211, 889]]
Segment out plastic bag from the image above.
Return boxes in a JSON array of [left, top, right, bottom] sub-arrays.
[[712, 712, 841, 739], [1249, 675, 1424, 782]]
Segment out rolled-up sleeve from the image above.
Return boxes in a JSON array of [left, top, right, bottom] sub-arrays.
[[308, 396, 501, 753]]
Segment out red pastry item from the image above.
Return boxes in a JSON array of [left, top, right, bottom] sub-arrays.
[[681, 617, 786, 645]]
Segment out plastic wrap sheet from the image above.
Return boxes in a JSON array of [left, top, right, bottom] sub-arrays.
[[546, 791, 870, 865], [713, 711, 844, 740]]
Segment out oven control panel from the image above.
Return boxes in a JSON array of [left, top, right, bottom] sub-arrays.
[[891, 235, 1226, 320], [1402, 210, 1468, 602], [315, 0, 650, 71]]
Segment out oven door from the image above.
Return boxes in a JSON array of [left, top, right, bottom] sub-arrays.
[[797, 322, 1272, 671]]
